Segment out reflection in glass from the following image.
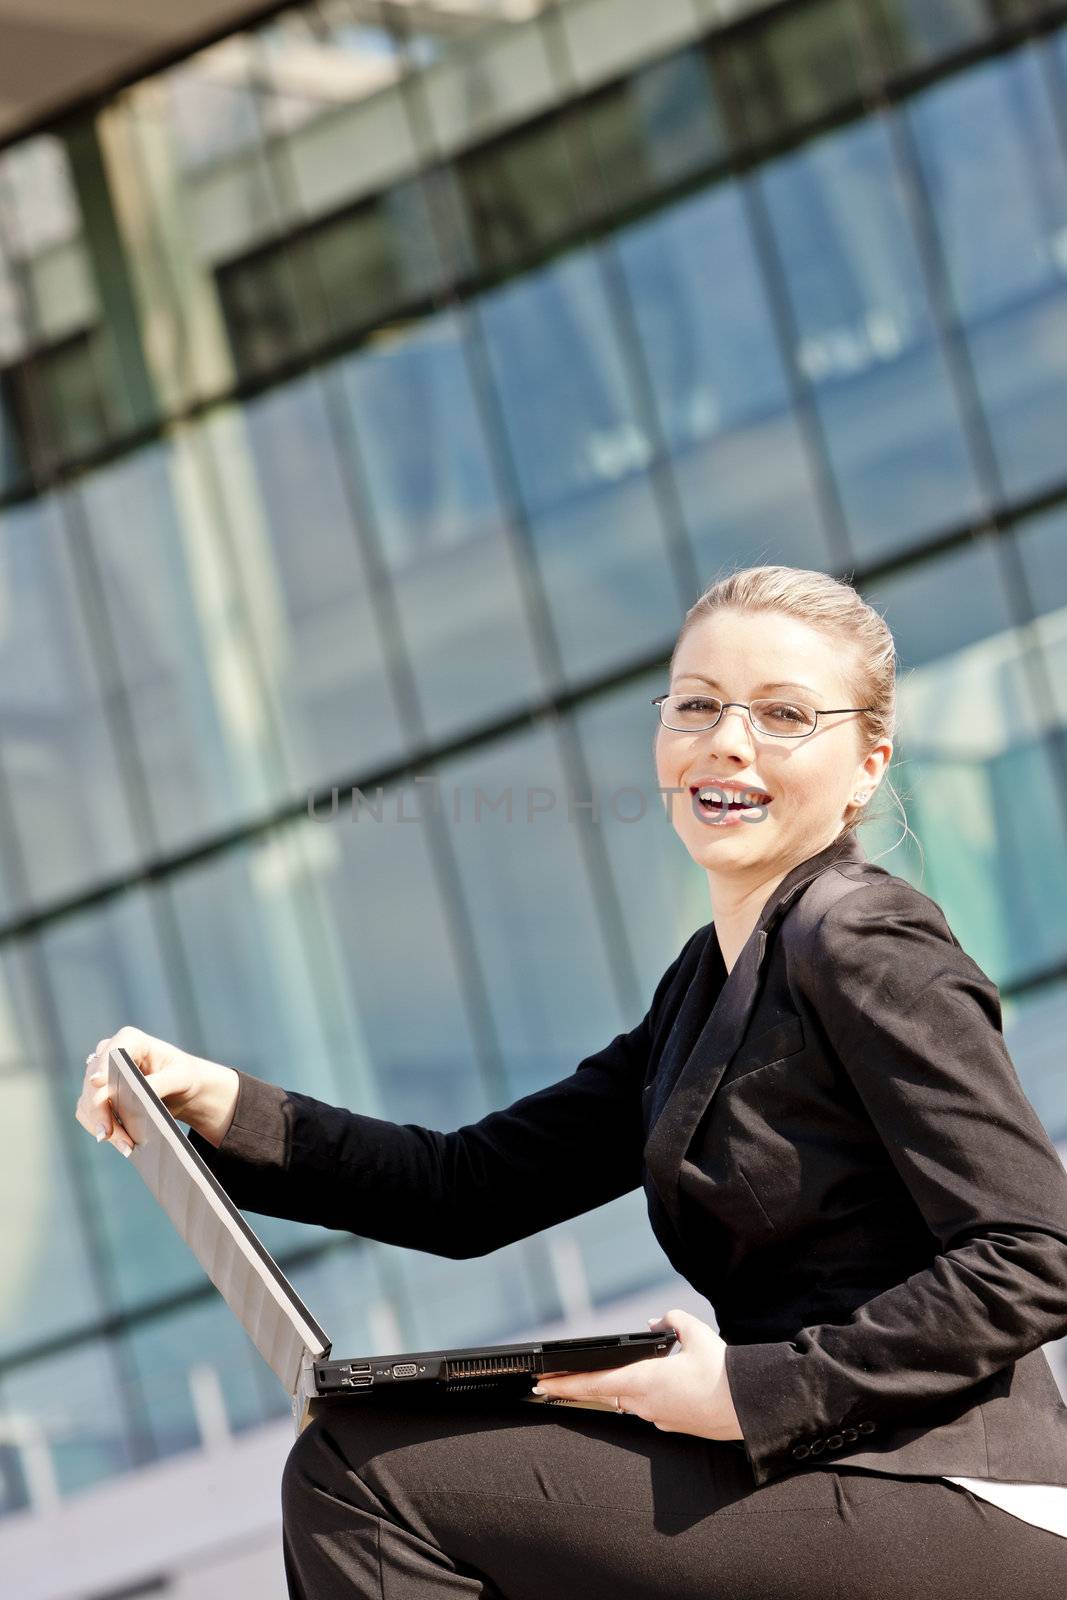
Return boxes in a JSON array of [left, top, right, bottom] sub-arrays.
[[619, 179, 830, 574], [77, 440, 279, 856], [479, 245, 652, 517], [460, 116, 582, 272], [122, 1296, 280, 1460], [0, 495, 139, 911], [37, 891, 203, 1314], [0, 945, 105, 1360], [443, 724, 621, 1100], [759, 115, 984, 559], [871, 0, 995, 76], [0, 1338, 137, 1500], [200, 380, 405, 789], [909, 44, 1067, 501], [393, 1245, 543, 1352], [337, 314, 545, 738], [1002, 979, 1067, 1145], [311, 784, 491, 1130], [723, 0, 871, 144], [863, 538, 1067, 988], [523, 470, 680, 682], [583, 46, 725, 215]]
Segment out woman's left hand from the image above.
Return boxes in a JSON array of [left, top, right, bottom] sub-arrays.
[[532, 1308, 745, 1441]]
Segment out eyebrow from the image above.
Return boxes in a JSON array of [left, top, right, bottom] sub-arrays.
[[672, 674, 824, 700]]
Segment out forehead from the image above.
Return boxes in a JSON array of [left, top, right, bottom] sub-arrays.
[[672, 609, 854, 701]]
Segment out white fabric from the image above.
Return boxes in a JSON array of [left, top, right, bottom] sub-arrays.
[[943, 1476, 1067, 1537]]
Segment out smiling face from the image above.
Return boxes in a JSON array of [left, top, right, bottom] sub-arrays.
[[655, 608, 891, 898]]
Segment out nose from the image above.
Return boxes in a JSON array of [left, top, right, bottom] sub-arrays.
[[703, 704, 756, 756]]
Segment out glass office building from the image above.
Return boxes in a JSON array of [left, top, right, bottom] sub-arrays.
[[1, 0, 1067, 1570]]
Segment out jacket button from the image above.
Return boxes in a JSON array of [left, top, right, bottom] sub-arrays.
[[842, 1428, 858, 1442], [826, 1434, 844, 1449], [858, 1421, 875, 1434], [809, 1439, 826, 1455], [792, 1444, 811, 1459]]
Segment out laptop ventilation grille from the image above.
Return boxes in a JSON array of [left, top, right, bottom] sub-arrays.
[[444, 1354, 530, 1380]]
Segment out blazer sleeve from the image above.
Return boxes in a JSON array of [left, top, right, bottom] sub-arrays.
[[724, 878, 1067, 1488], [186, 927, 704, 1259]]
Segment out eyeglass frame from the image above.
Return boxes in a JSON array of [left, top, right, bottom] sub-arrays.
[[651, 692, 875, 739]]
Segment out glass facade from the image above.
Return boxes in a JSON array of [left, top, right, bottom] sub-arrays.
[[1, 0, 1066, 1521]]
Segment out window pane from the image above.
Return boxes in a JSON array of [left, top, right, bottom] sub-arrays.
[[0, 946, 104, 1360], [619, 178, 831, 574], [443, 724, 621, 1101], [722, 0, 871, 145], [863, 538, 1067, 988], [337, 313, 546, 737], [0, 1338, 137, 1502], [37, 892, 202, 1314], [199, 380, 406, 788], [759, 115, 984, 560], [909, 43, 1067, 501], [0, 495, 139, 910], [77, 441, 279, 857], [312, 783, 492, 1131], [582, 46, 725, 214]]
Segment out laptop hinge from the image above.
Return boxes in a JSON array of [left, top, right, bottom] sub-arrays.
[[292, 1349, 324, 1437]]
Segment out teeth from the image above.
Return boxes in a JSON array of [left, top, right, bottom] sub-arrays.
[[696, 788, 770, 805]]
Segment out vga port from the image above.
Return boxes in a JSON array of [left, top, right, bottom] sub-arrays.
[[392, 1363, 418, 1378]]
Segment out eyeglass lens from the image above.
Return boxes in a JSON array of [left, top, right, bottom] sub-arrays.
[[659, 694, 817, 736]]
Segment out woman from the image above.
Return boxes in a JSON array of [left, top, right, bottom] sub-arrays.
[[76, 565, 1067, 1597]]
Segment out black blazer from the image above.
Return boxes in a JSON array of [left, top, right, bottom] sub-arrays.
[[188, 829, 1067, 1490]]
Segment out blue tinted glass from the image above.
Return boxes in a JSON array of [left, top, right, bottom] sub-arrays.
[[0, 1337, 136, 1500], [478, 247, 651, 519], [759, 115, 984, 559], [0, 496, 139, 910], [909, 44, 1067, 500], [311, 783, 493, 1130], [201, 379, 406, 788], [338, 312, 546, 736], [443, 724, 621, 1101], [38, 892, 207, 1314], [77, 443, 279, 856], [122, 1296, 279, 1460], [864, 539, 1067, 986], [619, 179, 831, 572], [0, 945, 105, 1359]]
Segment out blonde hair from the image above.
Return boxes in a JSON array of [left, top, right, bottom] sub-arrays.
[[670, 563, 915, 863]]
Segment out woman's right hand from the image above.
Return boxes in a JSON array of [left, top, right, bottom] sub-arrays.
[[74, 1025, 240, 1156]]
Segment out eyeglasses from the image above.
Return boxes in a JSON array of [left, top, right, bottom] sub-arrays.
[[651, 692, 874, 739]]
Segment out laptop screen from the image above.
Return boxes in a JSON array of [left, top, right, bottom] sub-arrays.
[[107, 1046, 330, 1393]]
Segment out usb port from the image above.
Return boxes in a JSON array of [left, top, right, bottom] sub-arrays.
[[347, 1363, 372, 1375]]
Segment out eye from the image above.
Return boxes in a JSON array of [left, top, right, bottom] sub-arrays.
[[677, 696, 720, 713], [765, 702, 807, 724]]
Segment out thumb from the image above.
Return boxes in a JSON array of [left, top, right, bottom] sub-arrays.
[[648, 1307, 712, 1352]]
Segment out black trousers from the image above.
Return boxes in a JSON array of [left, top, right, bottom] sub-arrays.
[[280, 1393, 1067, 1599]]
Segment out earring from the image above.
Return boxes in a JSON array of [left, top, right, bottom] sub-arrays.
[[852, 791, 868, 803]]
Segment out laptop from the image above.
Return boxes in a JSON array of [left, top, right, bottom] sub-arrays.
[[106, 1046, 677, 1434]]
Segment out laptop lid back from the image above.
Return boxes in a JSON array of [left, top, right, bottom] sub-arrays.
[[107, 1046, 330, 1394]]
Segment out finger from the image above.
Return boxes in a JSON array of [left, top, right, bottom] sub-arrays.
[[649, 1307, 709, 1351], [532, 1365, 627, 1402]]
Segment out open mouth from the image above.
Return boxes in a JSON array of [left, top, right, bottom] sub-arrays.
[[690, 786, 773, 815]]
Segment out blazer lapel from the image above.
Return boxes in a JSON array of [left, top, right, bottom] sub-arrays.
[[643, 830, 868, 1237]]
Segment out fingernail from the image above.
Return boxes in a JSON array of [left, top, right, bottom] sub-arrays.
[[531, 1385, 544, 1395], [121, 1144, 133, 1158], [96, 1126, 107, 1142]]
